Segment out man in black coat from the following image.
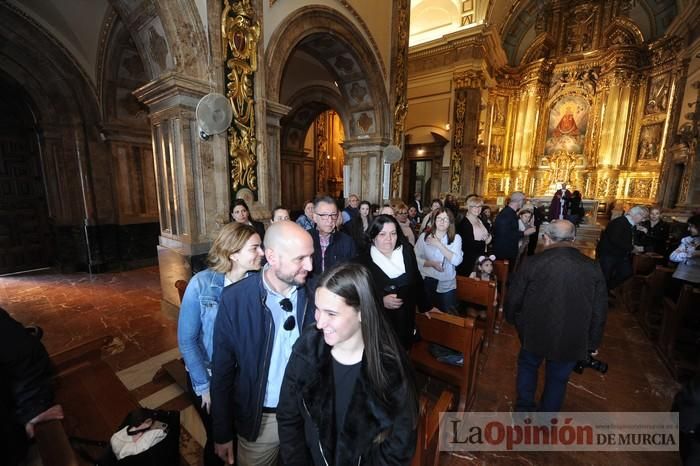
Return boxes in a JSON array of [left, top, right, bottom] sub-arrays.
[[1, 308, 64, 465], [596, 205, 649, 290], [309, 196, 357, 289], [492, 192, 535, 271], [505, 220, 607, 412]]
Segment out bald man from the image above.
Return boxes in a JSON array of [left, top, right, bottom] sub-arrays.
[[211, 221, 315, 465], [505, 220, 607, 412]]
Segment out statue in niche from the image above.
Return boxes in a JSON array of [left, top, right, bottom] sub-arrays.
[[489, 145, 502, 164]]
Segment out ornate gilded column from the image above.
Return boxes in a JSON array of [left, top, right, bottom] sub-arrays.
[[450, 71, 482, 196], [134, 73, 230, 306], [657, 40, 692, 206], [222, 0, 261, 202], [389, 0, 410, 199]]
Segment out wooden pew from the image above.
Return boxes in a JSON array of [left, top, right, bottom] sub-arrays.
[[35, 336, 140, 466], [637, 265, 674, 340], [410, 312, 484, 412], [456, 276, 497, 351], [657, 285, 700, 379], [493, 259, 509, 333], [621, 253, 665, 312], [175, 279, 188, 302], [411, 390, 454, 466], [164, 280, 190, 392]]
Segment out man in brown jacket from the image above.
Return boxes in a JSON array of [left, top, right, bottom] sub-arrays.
[[505, 220, 608, 412]]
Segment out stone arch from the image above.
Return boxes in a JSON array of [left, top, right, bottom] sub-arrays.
[[281, 85, 352, 154], [265, 5, 391, 140], [521, 33, 556, 65], [106, 0, 209, 81]]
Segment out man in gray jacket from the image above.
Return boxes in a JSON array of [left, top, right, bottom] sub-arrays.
[[505, 220, 608, 412]]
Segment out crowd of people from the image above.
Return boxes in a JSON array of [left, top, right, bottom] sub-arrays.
[[3, 189, 698, 466], [179, 189, 663, 466]]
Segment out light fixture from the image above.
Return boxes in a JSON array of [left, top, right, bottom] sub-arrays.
[[445, 123, 451, 131], [417, 148, 425, 155]]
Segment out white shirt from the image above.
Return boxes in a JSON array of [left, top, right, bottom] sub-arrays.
[[415, 232, 464, 293]]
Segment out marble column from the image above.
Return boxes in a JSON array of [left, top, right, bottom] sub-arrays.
[[134, 72, 230, 306], [265, 100, 292, 208], [342, 138, 388, 203]]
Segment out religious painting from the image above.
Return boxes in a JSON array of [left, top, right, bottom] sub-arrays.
[[544, 95, 589, 155], [637, 123, 663, 161], [645, 74, 670, 114]]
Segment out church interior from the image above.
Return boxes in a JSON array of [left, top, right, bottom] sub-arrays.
[[1, 0, 699, 464]]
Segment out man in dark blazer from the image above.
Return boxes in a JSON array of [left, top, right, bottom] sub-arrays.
[[492, 192, 535, 271], [505, 220, 608, 412], [596, 205, 649, 290], [308, 195, 357, 289]]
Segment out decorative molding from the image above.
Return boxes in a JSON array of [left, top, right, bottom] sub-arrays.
[[390, 0, 410, 199], [222, 0, 261, 197]]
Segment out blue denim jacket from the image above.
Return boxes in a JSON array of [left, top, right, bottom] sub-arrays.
[[177, 268, 225, 396]]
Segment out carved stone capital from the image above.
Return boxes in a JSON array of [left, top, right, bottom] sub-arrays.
[[133, 72, 209, 113]]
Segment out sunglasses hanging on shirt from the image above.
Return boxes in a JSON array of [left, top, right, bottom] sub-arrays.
[[279, 298, 295, 331]]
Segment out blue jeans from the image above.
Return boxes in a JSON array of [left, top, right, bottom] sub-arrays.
[[437, 288, 457, 314], [515, 348, 577, 412]]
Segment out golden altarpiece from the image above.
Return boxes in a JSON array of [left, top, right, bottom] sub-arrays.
[[481, 2, 687, 210]]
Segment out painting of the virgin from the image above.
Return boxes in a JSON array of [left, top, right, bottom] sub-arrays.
[[544, 95, 589, 155]]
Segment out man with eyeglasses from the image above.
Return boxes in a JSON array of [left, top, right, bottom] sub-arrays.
[[211, 221, 315, 465], [309, 195, 357, 287]]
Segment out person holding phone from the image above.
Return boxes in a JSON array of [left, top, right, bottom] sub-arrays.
[[353, 214, 433, 349], [415, 208, 464, 313]]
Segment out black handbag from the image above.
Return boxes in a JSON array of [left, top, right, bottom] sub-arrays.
[[70, 408, 180, 466]]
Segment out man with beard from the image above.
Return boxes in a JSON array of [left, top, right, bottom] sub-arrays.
[[211, 221, 315, 465]]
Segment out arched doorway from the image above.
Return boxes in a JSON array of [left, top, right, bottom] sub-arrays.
[[280, 108, 345, 210], [0, 77, 51, 274], [266, 7, 391, 209]]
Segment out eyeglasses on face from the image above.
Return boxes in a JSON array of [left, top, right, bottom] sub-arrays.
[[435, 216, 450, 223], [316, 213, 338, 221], [280, 298, 295, 331], [397, 211, 408, 215]]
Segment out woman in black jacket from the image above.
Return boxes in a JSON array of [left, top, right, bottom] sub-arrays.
[[456, 196, 492, 276], [277, 263, 418, 466], [353, 215, 432, 349], [230, 199, 266, 240]]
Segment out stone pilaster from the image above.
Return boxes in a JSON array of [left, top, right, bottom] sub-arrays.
[[265, 100, 292, 208], [342, 137, 390, 203], [134, 72, 230, 305]]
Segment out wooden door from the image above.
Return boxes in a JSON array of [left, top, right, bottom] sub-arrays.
[[0, 98, 51, 274]]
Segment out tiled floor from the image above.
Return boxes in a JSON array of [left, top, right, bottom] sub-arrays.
[[0, 263, 684, 465]]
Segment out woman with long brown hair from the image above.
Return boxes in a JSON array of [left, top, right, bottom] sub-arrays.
[[278, 262, 418, 465]]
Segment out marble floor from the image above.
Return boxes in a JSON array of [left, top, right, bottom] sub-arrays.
[[0, 264, 683, 466]]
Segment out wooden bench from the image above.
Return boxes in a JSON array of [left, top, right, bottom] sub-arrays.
[[411, 312, 484, 412], [175, 279, 188, 302], [657, 285, 700, 379], [456, 276, 497, 351], [621, 253, 666, 312], [411, 390, 454, 466], [34, 336, 140, 466], [637, 265, 675, 340]]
